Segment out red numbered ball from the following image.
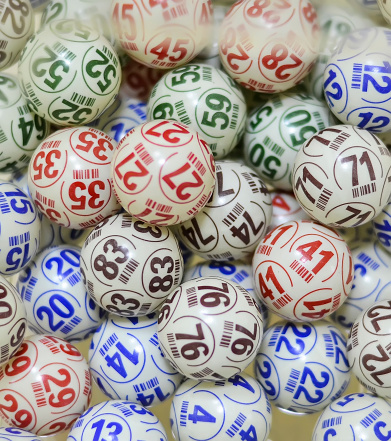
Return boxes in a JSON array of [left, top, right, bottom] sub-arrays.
[[0, 334, 91, 436], [111, 120, 216, 226], [28, 127, 121, 229], [252, 220, 353, 322], [111, 0, 213, 69], [218, 0, 320, 93]]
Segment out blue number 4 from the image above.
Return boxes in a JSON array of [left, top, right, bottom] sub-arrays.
[[188, 405, 216, 424]]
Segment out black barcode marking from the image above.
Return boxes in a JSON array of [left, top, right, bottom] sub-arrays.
[[316, 188, 333, 211], [134, 142, 153, 165], [206, 251, 233, 260], [0, 40, 7, 50], [121, 215, 133, 228], [175, 100, 191, 126], [138, 303, 151, 315], [87, 280, 96, 300], [84, 229, 102, 247], [351, 322, 360, 349], [133, 376, 159, 392], [241, 171, 260, 194], [379, 147, 390, 156], [167, 333, 180, 358], [219, 321, 234, 348], [352, 182, 376, 198], [118, 258, 139, 284], [98, 333, 119, 356], [226, 412, 247, 438], [222, 202, 244, 227], [330, 132, 350, 151], [186, 286, 197, 308], [190, 367, 213, 379], [0, 344, 9, 363], [357, 252, 380, 270], [70, 92, 96, 107], [290, 260, 314, 282], [285, 368, 300, 393]]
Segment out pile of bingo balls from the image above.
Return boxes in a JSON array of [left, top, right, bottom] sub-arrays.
[[0, 0, 391, 440]]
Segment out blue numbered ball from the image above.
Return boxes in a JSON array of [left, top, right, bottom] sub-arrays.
[[373, 201, 391, 252], [170, 373, 272, 441], [0, 181, 40, 275], [89, 313, 183, 407], [0, 427, 40, 440], [312, 393, 391, 441], [333, 240, 391, 330], [16, 245, 105, 342], [255, 319, 351, 414], [324, 27, 391, 133], [67, 401, 168, 441]]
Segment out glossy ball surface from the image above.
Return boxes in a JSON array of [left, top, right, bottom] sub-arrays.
[[373, 201, 391, 252], [157, 276, 263, 380], [28, 127, 121, 229], [269, 191, 310, 231], [0, 428, 40, 440], [218, 0, 320, 93], [18, 19, 121, 126], [292, 125, 391, 227], [0, 334, 91, 436], [253, 220, 353, 321], [255, 319, 350, 414], [80, 213, 183, 316], [171, 373, 272, 441], [89, 313, 183, 406], [378, 0, 391, 23], [111, 120, 216, 226], [147, 63, 247, 159], [176, 161, 271, 261], [347, 300, 391, 398], [67, 400, 168, 441]]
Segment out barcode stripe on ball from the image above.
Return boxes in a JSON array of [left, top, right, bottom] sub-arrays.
[[322, 416, 342, 429], [360, 409, 382, 428], [133, 376, 159, 392], [180, 400, 189, 427], [41, 337, 60, 354], [32, 381, 47, 407], [83, 370, 91, 396], [219, 320, 234, 348], [226, 412, 247, 438], [98, 333, 119, 356], [268, 325, 283, 347], [112, 402, 133, 417], [0, 192, 10, 214], [284, 368, 300, 393], [118, 258, 139, 284], [60, 316, 82, 334]]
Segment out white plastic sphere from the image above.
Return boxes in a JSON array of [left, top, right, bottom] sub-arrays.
[[292, 125, 391, 228], [373, 201, 391, 252], [157, 276, 263, 381], [0, 334, 91, 436], [255, 319, 350, 414], [253, 220, 353, 322], [0, 428, 40, 440], [111, 120, 216, 226], [28, 127, 121, 229], [80, 213, 183, 316], [147, 63, 247, 159], [378, 0, 391, 23], [176, 160, 272, 261], [347, 300, 391, 398], [269, 191, 310, 231], [218, 0, 320, 93], [89, 313, 183, 406], [171, 373, 272, 441], [18, 19, 121, 126]]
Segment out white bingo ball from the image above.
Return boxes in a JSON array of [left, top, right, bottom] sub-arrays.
[[347, 300, 391, 398], [89, 313, 183, 406], [67, 400, 168, 441], [111, 0, 212, 69], [171, 373, 272, 441], [176, 161, 271, 261], [0, 275, 26, 365], [292, 125, 391, 228], [333, 240, 391, 330], [312, 393, 391, 441], [18, 19, 121, 126], [244, 91, 334, 190], [0, 428, 40, 440], [269, 191, 310, 231], [28, 127, 121, 229], [0, 181, 40, 275], [0, 334, 91, 436], [157, 276, 263, 381], [324, 27, 391, 132], [0, 0, 34, 71], [16, 245, 105, 342], [218, 0, 320, 93], [255, 320, 350, 414], [378, 0, 391, 23], [253, 220, 353, 322], [80, 213, 183, 317], [147, 63, 247, 159], [0, 73, 50, 172], [373, 201, 391, 252], [111, 120, 216, 226]]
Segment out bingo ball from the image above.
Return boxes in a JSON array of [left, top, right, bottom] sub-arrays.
[[269, 191, 310, 231], [176, 161, 272, 261], [324, 27, 391, 132], [0, 73, 50, 172], [89, 313, 183, 406], [292, 125, 391, 228], [373, 201, 391, 252], [16, 245, 105, 342], [111, 120, 216, 226], [347, 300, 391, 399], [18, 19, 121, 126], [111, 0, 213, 69], [0, 334, 91, 436], [171, 373, 272, 441], [0, 428, 40, 440], [243, 91, 334, 190], [0, 181, 40, 275], [253, 220, 353, 322], [218, 0, 320, 93], [67, 400, 168, 441], [255, 320, 350, 414], [333, 240, 391, 330], [0, 0, 34, 71], [378, 0, 391, 23], [147, 63, 247, 159], [157, 276, 263, 381], [80, 212, 183, 316], [28, 127, 121, 229], [312, 393, 391, 441], [0, 275, 26, 366]]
